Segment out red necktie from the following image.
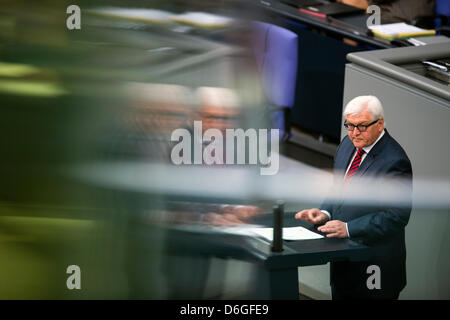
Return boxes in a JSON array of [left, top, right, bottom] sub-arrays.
[[345, 148, 365, 182]]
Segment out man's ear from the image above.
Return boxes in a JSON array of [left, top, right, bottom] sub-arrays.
[[378, 118, 385, 131]]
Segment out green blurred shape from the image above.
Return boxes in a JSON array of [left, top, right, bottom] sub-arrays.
[[0, 80, 67, 97], [0, 62, 43, 77]]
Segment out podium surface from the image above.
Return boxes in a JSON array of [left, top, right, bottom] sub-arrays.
[[165, 213, 371, 299]]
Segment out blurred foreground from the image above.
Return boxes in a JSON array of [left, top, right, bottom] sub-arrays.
[[0, 1, 449, 299]]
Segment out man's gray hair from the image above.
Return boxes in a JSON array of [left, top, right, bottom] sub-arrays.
[[343, 95, 384, 121]]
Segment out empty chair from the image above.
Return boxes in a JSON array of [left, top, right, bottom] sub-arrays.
[[251, 21, 298, 141], [436, 0, 450, 28]]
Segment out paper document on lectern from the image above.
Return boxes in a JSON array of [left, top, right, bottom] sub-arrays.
[[250, 226, 323, 241], [219, 226, 323, 240]]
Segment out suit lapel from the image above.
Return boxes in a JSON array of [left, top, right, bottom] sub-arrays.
[[357, 152, 375, 176], [343, 146, 356, 173], [336, 137, 356, 173], [357, 130, 390, 177]]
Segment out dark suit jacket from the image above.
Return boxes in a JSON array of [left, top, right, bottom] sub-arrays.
[[321, 129, 412, 299]]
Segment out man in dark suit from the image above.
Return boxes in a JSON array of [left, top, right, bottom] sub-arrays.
[[295, 95, 412, 299]]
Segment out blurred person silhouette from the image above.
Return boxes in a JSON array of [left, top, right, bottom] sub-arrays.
[[338, 0, 435, 23], [295, 95, 412, 300], [367, 0, 435, 24], [338, 0, 435, 24]]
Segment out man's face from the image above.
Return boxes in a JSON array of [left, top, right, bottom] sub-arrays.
[[346, 108, 384, 149]]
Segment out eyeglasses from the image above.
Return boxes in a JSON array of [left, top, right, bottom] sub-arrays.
[[344, 119, 379, 132]]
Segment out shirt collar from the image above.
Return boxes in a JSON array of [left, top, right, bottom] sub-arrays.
[[362, 129, 385, 154]]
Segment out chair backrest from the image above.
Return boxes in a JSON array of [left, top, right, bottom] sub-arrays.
[[436, 0, 450, 18], [251, 21, 298, 109]]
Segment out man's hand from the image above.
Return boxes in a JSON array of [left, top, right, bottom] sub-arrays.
[[202, 212, 244, 226], [221, 205, 262, 221], [202, 205, 263, 226], [294, 208, 329, 225], [317, 220, 348, 238]]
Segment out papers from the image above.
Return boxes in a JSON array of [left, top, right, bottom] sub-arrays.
[[220, 225, 323, 241], [406, 38, 427, 46], [368, 23, 435, 40], [251, 226, 323, 241]]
